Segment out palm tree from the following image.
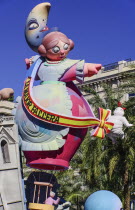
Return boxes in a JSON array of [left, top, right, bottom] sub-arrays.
[[55, 145, 88, 209], [79, 74, 135, 210]]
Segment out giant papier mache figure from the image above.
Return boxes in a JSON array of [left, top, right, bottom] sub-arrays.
[[15, 2, 114, 170]]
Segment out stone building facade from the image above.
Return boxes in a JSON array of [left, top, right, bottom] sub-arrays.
[[0, 101, 25, 210], [77, 59, 135, 102]]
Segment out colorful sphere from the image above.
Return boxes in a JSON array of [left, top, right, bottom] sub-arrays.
[[84, 190, 122, 210]]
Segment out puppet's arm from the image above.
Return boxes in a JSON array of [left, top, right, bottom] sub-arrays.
[[122, 117, 133, 127], [53, 197, 60, 205], [60, 62, 102, 83]]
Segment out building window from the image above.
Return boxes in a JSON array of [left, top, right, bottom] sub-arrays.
[[1, 140, 10, 163]]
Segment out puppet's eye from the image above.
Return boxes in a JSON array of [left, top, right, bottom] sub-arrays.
[[52, 46, 60, 53], [29, 22, 39, 30], [63, 43, 69, 50]]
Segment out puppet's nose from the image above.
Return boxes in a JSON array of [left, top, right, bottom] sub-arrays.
[[60, 49, 65, 54]]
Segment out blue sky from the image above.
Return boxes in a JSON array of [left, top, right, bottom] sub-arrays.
[[1, 0, 135, 98]]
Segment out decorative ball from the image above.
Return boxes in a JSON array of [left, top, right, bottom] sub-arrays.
[[84, 190, 122, 210]]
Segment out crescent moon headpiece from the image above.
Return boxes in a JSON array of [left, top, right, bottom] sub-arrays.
[[25, 2, 58, 52]]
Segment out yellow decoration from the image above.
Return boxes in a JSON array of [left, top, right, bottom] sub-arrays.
[[29, 203, 54, 210]]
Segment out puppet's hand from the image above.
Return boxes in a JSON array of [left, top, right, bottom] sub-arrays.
[[84, 63, 102, 77], [128, 124, 133, 127], [25, 57, 34, 69]]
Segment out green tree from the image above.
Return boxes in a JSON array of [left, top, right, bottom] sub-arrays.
[[79, 74, 135, 210]]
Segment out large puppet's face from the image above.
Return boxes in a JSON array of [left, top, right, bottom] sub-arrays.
[[25, 2, 51, 52], [46, 40, 70, 61]]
